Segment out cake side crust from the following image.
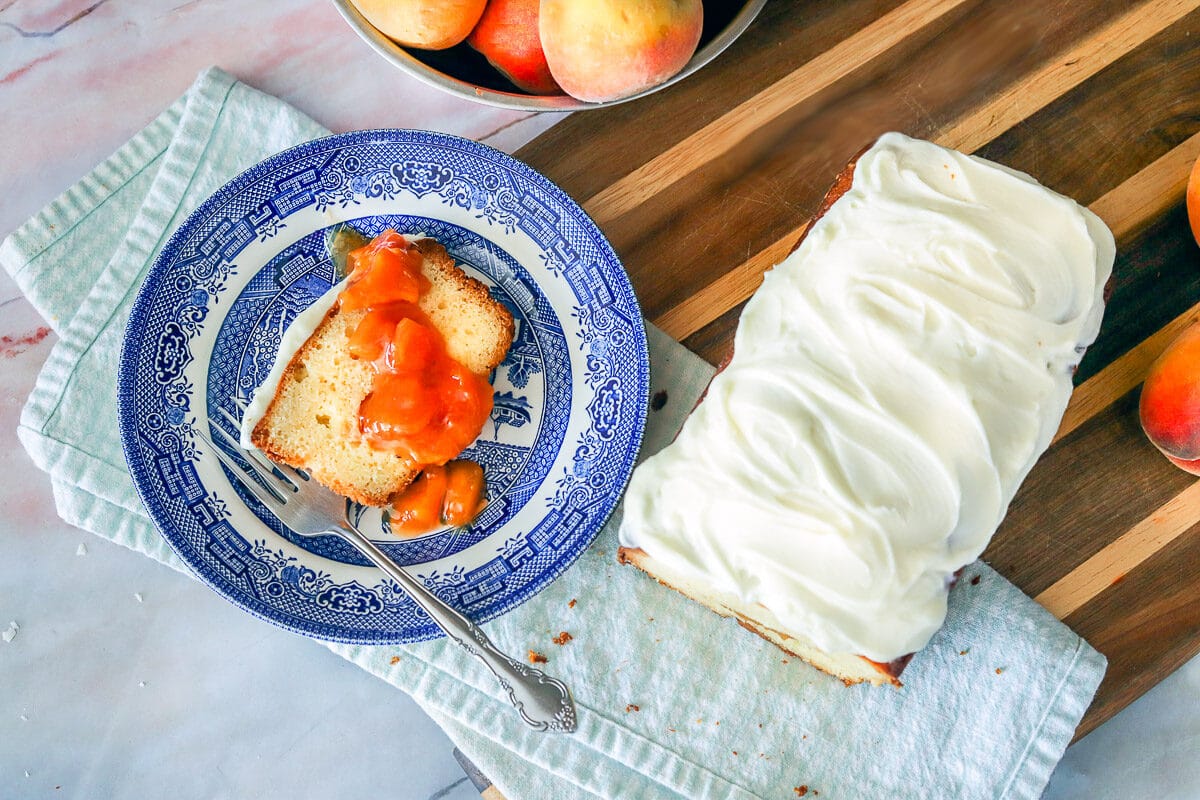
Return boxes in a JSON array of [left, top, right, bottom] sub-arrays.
[[617, 546, 906, 687]]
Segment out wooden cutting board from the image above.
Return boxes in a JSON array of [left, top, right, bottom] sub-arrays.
[[514, 0, 1200, 740]]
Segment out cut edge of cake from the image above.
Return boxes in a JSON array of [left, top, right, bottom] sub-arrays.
[[617, 546, 909, 686]]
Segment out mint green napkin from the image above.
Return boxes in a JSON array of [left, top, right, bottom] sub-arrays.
[[4, 67, 1106, 800]]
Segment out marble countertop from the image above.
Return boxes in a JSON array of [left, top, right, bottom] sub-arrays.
[[1, 1, 1197, 797]]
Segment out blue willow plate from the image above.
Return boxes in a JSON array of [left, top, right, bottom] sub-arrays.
[[117, 129, 649, 644]]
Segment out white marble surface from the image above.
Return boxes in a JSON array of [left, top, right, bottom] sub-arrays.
[[1, 1, 1197, 798]]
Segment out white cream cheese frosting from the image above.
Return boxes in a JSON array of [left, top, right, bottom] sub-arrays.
[[617, 132, 1115, 662]]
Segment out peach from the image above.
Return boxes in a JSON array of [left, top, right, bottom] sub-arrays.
[[1188, 151, 1200, 248], [1140, 323, 1200, 474], [350, 0, 486, 50], [468, 0, 561, 95], [539, 0, 703, 103]]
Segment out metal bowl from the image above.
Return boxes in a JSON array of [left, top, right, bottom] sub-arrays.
[[332, 0, 767, 111]]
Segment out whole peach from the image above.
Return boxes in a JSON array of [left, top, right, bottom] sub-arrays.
[[539, 0, 704, 103], [468, 0, 561, 95], [1140, 323, 1200, 474], [350, 0, 486, 50]]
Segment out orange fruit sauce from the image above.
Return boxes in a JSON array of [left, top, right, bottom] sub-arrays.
[[341, 230, 491, 534]]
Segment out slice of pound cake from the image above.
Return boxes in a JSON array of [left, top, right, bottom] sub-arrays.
[[246, 230, 513, 507], [617, 133, 1115, 686]]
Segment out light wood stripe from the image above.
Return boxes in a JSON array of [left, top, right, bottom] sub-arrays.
[[937, 0, 1199, 154], [652, 12, 1200, 342], [1035, 480, 1200, 619], [582, 0, 972, 227]]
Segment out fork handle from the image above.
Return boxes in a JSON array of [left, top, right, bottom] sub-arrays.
[[335, 524, 577, 733]]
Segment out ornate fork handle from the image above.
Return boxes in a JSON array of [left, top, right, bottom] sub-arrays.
[[334, 521, 577, 733]]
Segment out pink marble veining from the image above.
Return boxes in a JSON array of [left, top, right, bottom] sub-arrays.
[[0, 283, 58, 529], [0, 0, 555, 238], [1, 0, 105, 36], [0, 325, 50, 358]]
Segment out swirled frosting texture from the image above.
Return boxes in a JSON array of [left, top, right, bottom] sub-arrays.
[[618, 133, 1114, 662]]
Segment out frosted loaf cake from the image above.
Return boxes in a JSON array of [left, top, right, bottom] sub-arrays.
[[617, 133, 1115, 685]]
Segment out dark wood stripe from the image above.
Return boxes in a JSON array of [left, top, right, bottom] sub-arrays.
[[1080, 204, 1200, 383], [976, 4, 1200, 207], [1035, 482, 1200, 618], [985, 390, 1197, 596]]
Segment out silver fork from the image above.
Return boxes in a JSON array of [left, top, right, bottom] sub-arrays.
[[201, 408, 576, 733]]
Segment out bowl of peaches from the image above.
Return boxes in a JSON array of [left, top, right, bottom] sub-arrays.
[[333, 0, 767, 110]]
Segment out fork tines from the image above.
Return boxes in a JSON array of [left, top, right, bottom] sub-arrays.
[[199, 423, 290, 507]]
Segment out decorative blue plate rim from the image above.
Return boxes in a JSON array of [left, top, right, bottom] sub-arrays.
[[117, 129, 649, 644]]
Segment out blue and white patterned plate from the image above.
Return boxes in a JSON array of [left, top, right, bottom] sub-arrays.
[[117, 129, 649, 644]]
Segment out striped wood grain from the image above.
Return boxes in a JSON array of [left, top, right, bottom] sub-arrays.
[[1035, 481, 1200, 618], [651, 0, 1200, 342]]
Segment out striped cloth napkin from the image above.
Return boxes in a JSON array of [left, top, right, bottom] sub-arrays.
[[3, 66, 1105, 800]]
